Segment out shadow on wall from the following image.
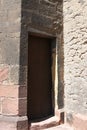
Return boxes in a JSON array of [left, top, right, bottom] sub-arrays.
[[19, 0, 64, 112], [54, 0, 64, 109], [19, 0, 29, 85]]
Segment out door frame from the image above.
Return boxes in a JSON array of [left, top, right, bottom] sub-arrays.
[[27, 32, 58, 121]]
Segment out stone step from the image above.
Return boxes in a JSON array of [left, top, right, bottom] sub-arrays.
[[45, 124, 74, 130], [29, 116, 60, 130]]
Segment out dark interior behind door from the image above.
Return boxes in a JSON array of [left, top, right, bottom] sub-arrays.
[[28, 35, 53, 121]]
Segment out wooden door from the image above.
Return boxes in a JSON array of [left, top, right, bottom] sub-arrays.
[[28, 35, 53, 121]]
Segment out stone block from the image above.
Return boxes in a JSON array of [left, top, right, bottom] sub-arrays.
[[9, 66, 27, 85], [18, 66, 27, 85], [0, 38, 20, 65], [8, 8, 21, 23], [0, 116, 28, 130], [22, 0, 39, 12], [2, 98, 18, 115], [38, 3, 57, 17], [31, 13, 53, 28], [9, 66, 19, 84], [20, 35, 28, 66], [30, 116, 60, 130], [22, 9, 32, 21], [0, 85, 18, 98], [0, 10, 8, 22], [19, 98, 27, 116], [2, 0, 21, 10], [0, 85, 27, 98], [19, 86, 27, 98], [7, 22, 21, 33], [0, 85, 27, 116], [0, 121, 17, 130], [17, 119, 28, 130], [0, 67, 9, 84], [66, 113, 87, 130]]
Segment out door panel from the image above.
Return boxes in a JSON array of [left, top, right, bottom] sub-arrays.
[[28, 35, 53, 120]]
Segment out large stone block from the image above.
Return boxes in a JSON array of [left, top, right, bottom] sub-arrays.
[[31, 13, 53, 28], [0, 85, 19, 98], [22, 0, 39, 11], [0, 116, 28, 130], [0, 38, 20, 65], [2, 98, 18, 115], [9, 66, 27, 85], [66, 113, 87, 130], [0, 85, 27, 116]]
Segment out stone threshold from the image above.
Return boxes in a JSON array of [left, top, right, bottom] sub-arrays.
[[45, 124, 74, 130], [29, 116, 61, 130]]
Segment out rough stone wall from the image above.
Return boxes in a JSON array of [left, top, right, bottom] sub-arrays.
[[0, 0, 28, 130], [0, 0, 63, 129], [22, 0, 62, 35], [0, 0, 22, 114], [64, 0, 87, 115], [0, 0, 21, 84]]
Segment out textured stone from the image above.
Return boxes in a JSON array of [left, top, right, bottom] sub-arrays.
[[19, 98, 27, 116], [0, 0, 21, 65], [9, 66, 27, 85], [0, 121, 17, 130], [2, 98, 18, 115], [0, 68, 9, 84], [45, 124, 74, 130], [73, 113, 87, 130], [0, 116, 28, 130], [22, 0, 62, 34], [64, 0, 87, 114], [30, 116, 60, 130], [0, 0, 62, 129], [0, 85, 27, 98], [0, 85, 18, 98]]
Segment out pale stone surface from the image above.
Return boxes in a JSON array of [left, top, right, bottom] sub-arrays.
[[0, 0, 21, 85], [30, 116, 60, 130], [64, 0, 87, 114], [45, 124, 74, 130]]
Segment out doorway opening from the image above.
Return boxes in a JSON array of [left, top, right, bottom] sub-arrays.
[[27, 34, 56, 122]]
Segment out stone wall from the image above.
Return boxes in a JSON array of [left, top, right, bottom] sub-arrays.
[[0, 0, 21, 84], [0, 0, 63, 129], [0, 0, 28, 130], [22, 0, 62, 35], [64, 0, 87, 117]]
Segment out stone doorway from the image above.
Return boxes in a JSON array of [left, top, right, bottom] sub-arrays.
[[27, 35, 55, 122]]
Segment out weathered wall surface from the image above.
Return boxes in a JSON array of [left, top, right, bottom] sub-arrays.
[[0, 0, 28, 130], [0, 0, 63, 129], [0, 0, 21, 84], [22, 0, 62, 35], [64, 0, 87, 115], [0, 0, 21, 114]]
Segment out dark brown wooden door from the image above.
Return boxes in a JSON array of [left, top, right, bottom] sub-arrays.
[[28, 35, 53, 121]]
